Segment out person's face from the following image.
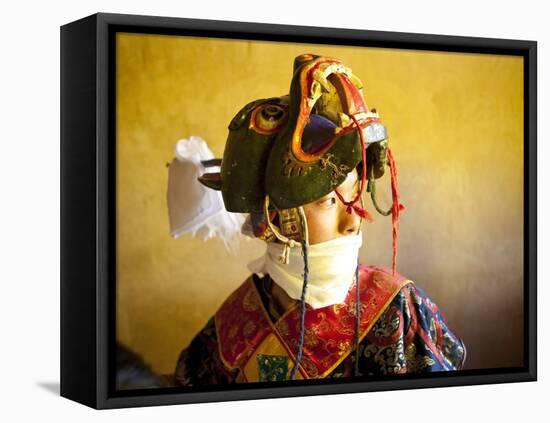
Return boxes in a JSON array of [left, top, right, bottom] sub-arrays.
[[302, 169, 362, 245]]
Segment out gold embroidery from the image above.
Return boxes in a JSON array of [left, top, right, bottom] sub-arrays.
[[282, 149, 314, 177], [405, 343, 435, 372], [346, 299, 368, 317], [276, 319, 290, 338], [310, 312, 331, 333], [332, 304, 346, 315], [215, 277, 270, 371], [372, 272, 394, 292], [219, 272, 415, 379], [363, 340, 406, 374], [317, 279, 414, 378], [372, 310, 400, 338], [242, 288, 259, 312], [299, 356, 319, 377], [228, 325, 239, 340], [303, 327, 320, 348], [319, 153, 349, 186], [336, 339, 353, 355], [243, 321, 257, 338]]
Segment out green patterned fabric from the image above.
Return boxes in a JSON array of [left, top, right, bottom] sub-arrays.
[[256, 354, 289, 382]]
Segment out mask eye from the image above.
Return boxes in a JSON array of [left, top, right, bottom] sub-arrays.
[[250, 103, 288, 134]]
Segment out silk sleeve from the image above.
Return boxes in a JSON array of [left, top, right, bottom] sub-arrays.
[[359, 283, 466, 375]]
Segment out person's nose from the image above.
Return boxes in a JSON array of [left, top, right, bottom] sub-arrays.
[[338, 205, 362, 235]]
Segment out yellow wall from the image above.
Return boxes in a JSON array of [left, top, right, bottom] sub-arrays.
[[116, 33, 524, 374]]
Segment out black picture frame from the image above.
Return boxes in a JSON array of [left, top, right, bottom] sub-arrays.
[[60, 12, 537, 409]]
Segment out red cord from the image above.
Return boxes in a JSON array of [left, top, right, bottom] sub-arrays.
[[387, 147, 406, 276], [333, 115, 405, 276], [335, 115, 373, 222]]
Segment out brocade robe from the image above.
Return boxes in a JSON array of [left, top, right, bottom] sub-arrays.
[[174, 265, 466, 385]]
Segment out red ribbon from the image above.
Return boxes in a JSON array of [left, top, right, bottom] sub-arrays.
[[387, 147, 405, 276], [335, 114, 372, 220], [334, 115, 406, 276], [335, 189, 374, 222]]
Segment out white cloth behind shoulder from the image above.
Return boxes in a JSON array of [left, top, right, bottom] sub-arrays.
[[167, 136, 245, 251]]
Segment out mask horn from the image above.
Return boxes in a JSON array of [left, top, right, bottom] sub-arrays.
[[198, 173, 222, 190]]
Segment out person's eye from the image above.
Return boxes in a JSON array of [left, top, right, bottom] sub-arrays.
[[318, 197, 337, 208]]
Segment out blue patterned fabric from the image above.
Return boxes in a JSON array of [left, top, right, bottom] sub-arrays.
[[349, 284, 465, 376]]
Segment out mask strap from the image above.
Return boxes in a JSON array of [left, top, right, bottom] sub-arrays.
[[289, 206, 309, 380], [296, 206, 309, 245], [368, 166, 392, 216]]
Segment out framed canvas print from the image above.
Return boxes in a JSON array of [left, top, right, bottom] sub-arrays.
[[60, 12, 537, 409]]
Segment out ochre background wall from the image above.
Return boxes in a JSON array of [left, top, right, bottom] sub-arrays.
[[116, 33, 524, 375]]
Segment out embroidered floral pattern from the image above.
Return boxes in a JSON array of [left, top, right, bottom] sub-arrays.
[[175, 267, 467, 386]]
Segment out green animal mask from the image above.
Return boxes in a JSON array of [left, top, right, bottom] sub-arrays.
[[199, 54, 389, 213]]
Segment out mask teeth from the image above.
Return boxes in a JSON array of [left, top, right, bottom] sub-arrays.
[[338, 112, 350, 127], [349, 73, 364, 90], [313, 69, 333, 93]]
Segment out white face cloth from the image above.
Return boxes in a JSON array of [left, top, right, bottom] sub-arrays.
[[247, 233, 363, 309]]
